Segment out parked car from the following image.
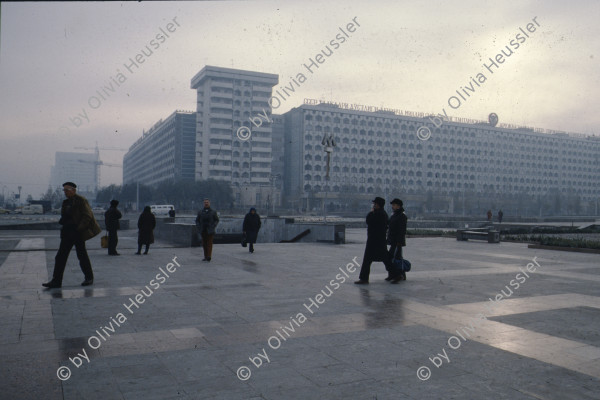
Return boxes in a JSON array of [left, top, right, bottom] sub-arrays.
[[0, 208, 10, 214], [92, 207, 105, 214]]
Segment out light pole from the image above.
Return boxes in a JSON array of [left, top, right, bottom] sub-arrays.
[[321, 133, 336, 222], [269, 174, 280, 216]]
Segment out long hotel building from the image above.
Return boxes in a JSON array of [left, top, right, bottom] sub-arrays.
[[123, 111, 196, 186], [284, 100, 600, 211], [122, 66, 599, 213]]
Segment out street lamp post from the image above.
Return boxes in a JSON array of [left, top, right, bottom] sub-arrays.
[[321, 133, 336, 222], [269, 174, 280, 216]]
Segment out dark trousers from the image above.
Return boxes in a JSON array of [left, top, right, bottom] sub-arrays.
[[52, 229, 94, 283], [358, 249, 393, 282], [137, 243, 150, 254], [249, 242, 254, 252], [201, 232, 214, 259], [108, 229, 118, 254], [388, 243, 404, 278], [388, 243, 402, 261]]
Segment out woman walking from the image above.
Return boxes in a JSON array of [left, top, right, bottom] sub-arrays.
[[136, 206, 156, 255]]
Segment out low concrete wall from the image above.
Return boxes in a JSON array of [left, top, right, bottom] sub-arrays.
[[282, 223, 345, 244], [153, 217, 345, 247], [0, 219, 130, 231], [154, 221, 198, 247], [0, 221, 61, 230]]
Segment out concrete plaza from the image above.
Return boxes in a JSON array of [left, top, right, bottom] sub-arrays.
[[1, 228, 599, 399]]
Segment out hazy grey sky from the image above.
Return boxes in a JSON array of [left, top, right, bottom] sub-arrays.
[[1, 0, 598, 200]]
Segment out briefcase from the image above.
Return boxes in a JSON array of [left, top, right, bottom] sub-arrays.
[[100, 233, 109, 248]]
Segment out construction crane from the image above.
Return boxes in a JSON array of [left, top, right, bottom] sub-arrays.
[[77, 160, 123, 168], [76, 159, 123, 192], [74, 141, 127, 159], [74, 142, 127, 191]]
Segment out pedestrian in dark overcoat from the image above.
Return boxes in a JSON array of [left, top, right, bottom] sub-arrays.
[[42, 182, 101, 288], [104, 199, 122, 256], [355, 197, 394, 284], [243, 207, 261, 253], [136, 206, 156, 255], [388, 198, 408, 282]]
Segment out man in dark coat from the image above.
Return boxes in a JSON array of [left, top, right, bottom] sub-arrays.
[[42, 182, 101, 288], [196, 198, 219, 262], [355, 197, 394, 284], [388, 198, 408, 282], [104, 199, 122, 255], [136, 206, 156, 255], [243, 207, 261, 253]]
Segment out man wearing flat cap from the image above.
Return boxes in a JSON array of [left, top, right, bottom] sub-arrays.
[[104, 199, 122, 255], [388, 198, 408, 281], [42, 182, 101, 288], [196, 198, 219, 262], [355, 197, 395, 284]]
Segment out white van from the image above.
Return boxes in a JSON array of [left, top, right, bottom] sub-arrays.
[[22, 204, 44, 215], [150, 205, 175, 216]]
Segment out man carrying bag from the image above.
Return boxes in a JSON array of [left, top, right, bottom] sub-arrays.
[[387, 198, 408, 282], [42, 182, 101, 288]]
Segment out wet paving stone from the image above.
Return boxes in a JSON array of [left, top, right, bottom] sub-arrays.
[[1, 229, 599, 399]]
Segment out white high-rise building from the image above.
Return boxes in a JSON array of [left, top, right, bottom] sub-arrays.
[[190, 66, 279, 207], [50, 152, 99, 194]]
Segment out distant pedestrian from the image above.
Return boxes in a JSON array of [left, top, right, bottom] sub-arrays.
[[196, 198, 219, 262], [387, 198, 408, 282], [498, 210, 504, 224], [243, 207, 261, 253], [104, 199, 122, 256], [168, 208, 175, 218], [42, 182, 101, 288], [355, 197, 394, 284], [487, 209, 492, 222], [136, 206, 156, 255]]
